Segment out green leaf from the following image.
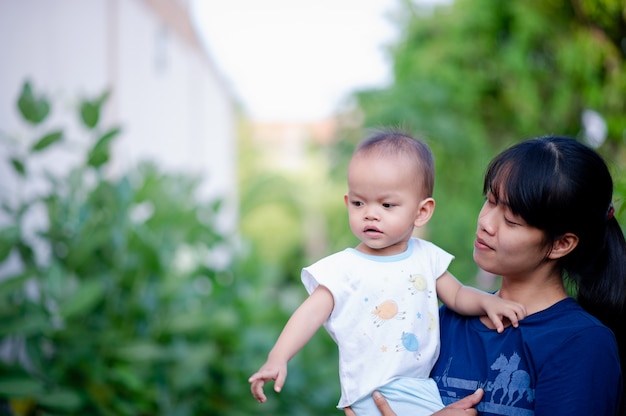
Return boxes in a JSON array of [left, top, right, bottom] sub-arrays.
[[0, 314, 50, 336], [0, 272, 28, 294], [10, 157, 26, 176], [96, 127, 122, 146], [36, 388, 83, 411], [114, 341, 169, 362], [17, 81, 50, 125], [58, 280, 104, 319], [80, 101, 99, 129], [160, 312, 210, 335], [0, 378, 45, 396], [0, 225, 20, 262], [86, 127, 121, 168], [16, 241, 36, 268], [109, 366, 144, 392], [80, 90, 110, 129], [31, 130, 63, 152]]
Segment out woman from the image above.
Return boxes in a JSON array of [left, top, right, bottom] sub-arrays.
[[348, 136, 626, 415]]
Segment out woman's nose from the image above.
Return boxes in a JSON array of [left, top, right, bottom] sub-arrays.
[[478, 207, 495, 234]]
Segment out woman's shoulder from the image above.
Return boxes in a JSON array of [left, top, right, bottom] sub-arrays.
[[440, 298, 619, 371], [519, 298, 618, 358], [440, 297, 616, 344], [529, 297, 610, 330]]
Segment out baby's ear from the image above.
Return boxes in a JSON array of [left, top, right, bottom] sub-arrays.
[[548, 233, 579, 259], [414, 198, 435, 227]]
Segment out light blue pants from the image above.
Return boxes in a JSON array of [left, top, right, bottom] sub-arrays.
[[348, 377, 444, 416]]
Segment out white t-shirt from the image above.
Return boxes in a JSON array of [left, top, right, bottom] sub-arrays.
[[302, 237, 454, 408]]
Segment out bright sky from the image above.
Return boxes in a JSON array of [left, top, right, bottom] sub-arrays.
[[190, 0, 400, 122]]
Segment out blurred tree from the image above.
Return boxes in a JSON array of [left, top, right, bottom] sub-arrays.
[[347, 0, 626, 282], [234, 120, 341, 414]]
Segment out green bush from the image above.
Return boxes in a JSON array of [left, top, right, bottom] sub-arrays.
[[0, 81, 242, 415]]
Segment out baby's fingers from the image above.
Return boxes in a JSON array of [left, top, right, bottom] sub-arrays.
[[250, 379, 268, 403], [506, 310, 521, 328], [509, 301, 528, 318], [484, 310, 505, 333], [274, 370, 287, 393], [507, 304, 528, 327], [493, 314, 505, 333]]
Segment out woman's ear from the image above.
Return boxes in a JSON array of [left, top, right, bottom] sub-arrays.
[[548, 233, 579, 259], [414, 198, 435, 227]]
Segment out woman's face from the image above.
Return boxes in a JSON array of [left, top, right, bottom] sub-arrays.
[[473, 192, 552, 279]]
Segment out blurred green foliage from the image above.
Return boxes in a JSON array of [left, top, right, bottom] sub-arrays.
[[235, 121, 342, 414], [0, 81, 342, 416], [0, 81, 245, 415], [348, 0, 626, 280]]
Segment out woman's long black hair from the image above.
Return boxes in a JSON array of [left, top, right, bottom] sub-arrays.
[[484, 136, 626, 411]]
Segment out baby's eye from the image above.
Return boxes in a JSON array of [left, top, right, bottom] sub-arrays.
[[382, 203, 394, 208], [351, 201, 363, 207]]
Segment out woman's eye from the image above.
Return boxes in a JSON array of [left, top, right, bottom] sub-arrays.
[[504, 217, 521, 226]]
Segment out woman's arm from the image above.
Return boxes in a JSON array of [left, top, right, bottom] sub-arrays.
[[249, 285, 334, 402]]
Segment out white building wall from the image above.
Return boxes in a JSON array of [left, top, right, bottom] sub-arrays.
[[0, 0, 237, 223]]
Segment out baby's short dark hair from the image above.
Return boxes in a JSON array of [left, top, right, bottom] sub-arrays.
[[355, 128, 435, 196]]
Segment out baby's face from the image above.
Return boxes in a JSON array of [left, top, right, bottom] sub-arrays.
[[345, 152, 427, 256]]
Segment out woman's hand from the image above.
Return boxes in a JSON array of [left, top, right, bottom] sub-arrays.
[[343, 391, 396, 416], [343, 388, 484, 416], [432, 389, 484, 416]]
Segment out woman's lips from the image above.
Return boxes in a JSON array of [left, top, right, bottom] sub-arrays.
[[474, 237, 493, 250]]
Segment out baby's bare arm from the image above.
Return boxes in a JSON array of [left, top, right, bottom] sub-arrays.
[[249, 285, 334, 402]]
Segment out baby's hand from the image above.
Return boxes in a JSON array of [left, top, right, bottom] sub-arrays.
[[248, 360, 288, 403], [483, 295, 527, 333]]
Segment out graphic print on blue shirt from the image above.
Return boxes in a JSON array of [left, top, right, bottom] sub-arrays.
[[434, 353, 535, 416]]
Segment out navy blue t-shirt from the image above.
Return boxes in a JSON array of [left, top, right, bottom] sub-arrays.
[[431, 297, 622, 416]]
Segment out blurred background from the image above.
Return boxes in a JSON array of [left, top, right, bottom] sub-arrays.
[[0, 0, 624, 414]]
